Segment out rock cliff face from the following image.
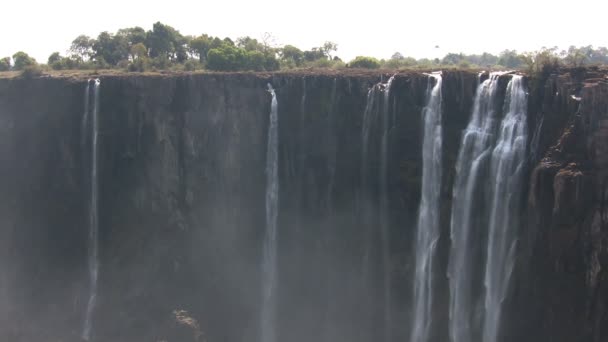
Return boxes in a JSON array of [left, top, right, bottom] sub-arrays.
[[0, 68, 605, 342], [515, 68, 608, 342]]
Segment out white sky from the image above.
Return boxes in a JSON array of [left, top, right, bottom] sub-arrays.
[[1, 0, 606, 63]]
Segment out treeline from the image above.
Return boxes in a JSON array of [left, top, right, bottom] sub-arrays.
[[1, 22, 607, 74], [0, 22, 340, 73]]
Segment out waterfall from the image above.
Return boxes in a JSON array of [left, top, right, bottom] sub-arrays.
[[261, 83, 279, 342], [482, 75, 527, 342], [380, 75, 395, 342], [411, 73, 443, 342], [82, 78, 100, 341], [447, 72, 504, 342]]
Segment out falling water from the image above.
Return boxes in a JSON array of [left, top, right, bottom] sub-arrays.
[[447, 72, 504, 342], [261, 84, 279, 342], [410, 73, 443, 342], [360, 84, 379, 279], [82, 78, 100, 341], [380, 75, 395, 342], [482, 75, 527, 342]]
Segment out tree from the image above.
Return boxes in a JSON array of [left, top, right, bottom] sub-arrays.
[[130, 43, 148, 60], [70, 35, 93, 61], [48, 52, 62, 65], [562, 46, 588, 67], [497, 50, 523, 68], [12, 51, 37, 70], [237, 36, 262, 52], [92, 31, 129, 66], [280, 45, 304, 66], [189, 34, 213, 63], [117, 27, 147, 46], [322, 41, 338, 59], [0, 57, 10, 71], [391, 52, 405, 60], [261, 32, 276, 53], [146, 22, 177, 59], [303, 48, 325, 62], [441, 53, 464, 65], [348, 56, 380, 69], [521, 47, 561, 75], [207, 45, 247, 71]]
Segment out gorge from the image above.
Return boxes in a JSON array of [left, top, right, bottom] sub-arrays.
[[0, 68, 606, 342]]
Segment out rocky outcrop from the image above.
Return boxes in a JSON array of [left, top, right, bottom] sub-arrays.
[[516, 69, 608, 342]]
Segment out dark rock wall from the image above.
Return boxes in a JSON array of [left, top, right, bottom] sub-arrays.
[[514, 69, 608, 342], [0, 69, 605, 342]]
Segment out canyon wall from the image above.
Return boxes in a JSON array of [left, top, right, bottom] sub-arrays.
[[0, 68, 605, 342]]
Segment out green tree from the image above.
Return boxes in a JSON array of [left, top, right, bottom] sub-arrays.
[[441, 53, 464, 65], [48, 52, 62, 65], [189, 34, 213, 63], [321, 41, 338, 59], [12, 51, 37, 70], [348, 56, 380, 69], [280, 45, 304, 66], [70, 35, 93, 61], [92, 31, 129, 66], [303, 48, 325, 62], [237, 36, 263, 51], [130, 43, 148, 60], [117, 27, 147, 46], [207, 45, 247, 71], [497, 50, 523, 68], [391, 52, 405, 60], [562, 46, 588, 67], [521, 47, 561, 75], [146, 22, 176, 58], [0, 57, 10, 71]]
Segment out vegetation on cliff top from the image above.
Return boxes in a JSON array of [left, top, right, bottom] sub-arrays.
[[1, 22, 608, 77]]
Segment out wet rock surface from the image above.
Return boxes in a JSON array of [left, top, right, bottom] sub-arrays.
[[0, 69, 605, 341]]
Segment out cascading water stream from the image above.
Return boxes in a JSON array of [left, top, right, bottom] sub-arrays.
[[482, 75, 527, 342], [411, 73, 443, 342], [380, 75, 395, 342], [82, 78, 100, 341], [447, 72, 504, 342], [360, 76, 395, 342], [261, 84, 279, 342]]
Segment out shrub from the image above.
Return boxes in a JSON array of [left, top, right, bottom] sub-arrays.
[[20, 64, 44, 78], [0, 57, 10, 71], [348, 56, 381, 69], [183, 59, 201, 71], [128, 57, 150, 72], [207, 45, 247, 71], [12, 51, 37, 70]]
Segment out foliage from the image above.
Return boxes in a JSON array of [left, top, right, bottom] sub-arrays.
[[303, 48, 326, 62], [280, 45, 304, 67], [189, 34, 213, 63], [0, 57, 10, 71], [19, 64, 43, 78], [183, 59, 202, 71], [348, 56, 381, 69], [207, 44, 279, 71], [128, 57, 150, 72], [9, 21, 608, 73], [130, 43, 148, 60], [48, 52, 62, 65], [497, 50, 523, 68], [521, 47, 562, 76], [70, 35, 93, 61], [384, 53, 417, 69], [321, 41, 338, 59], [12, 51, 37, 70]]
